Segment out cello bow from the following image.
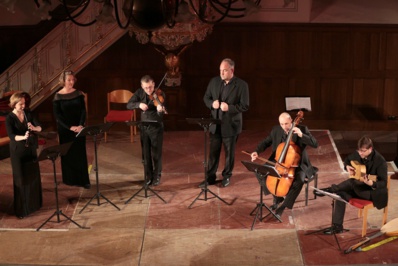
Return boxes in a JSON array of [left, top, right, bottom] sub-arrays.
[[241, 151, 287, 169]]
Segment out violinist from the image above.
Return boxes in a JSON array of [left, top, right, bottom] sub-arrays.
[[250, 112, 318, 220], [127, 75, 166, 186]]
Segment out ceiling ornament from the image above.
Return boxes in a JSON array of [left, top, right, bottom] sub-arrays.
[[128, 17, 213, 51]]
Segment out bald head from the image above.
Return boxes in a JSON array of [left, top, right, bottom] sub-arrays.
[[279, 112, 292, 134]]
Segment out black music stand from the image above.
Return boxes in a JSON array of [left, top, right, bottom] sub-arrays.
[[186, 117, 229, 209], [241, 160, 282, 230], [124, 120, 167, 204], [306, 187, 349, 250], [77, 123, 121, 214], [36, 142, 89, 231]]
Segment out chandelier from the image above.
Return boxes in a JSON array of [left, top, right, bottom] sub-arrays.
[[25, 1, 261, 27], [128, 0, 261, 50], [1, 0, 261, 49], [1, 0, 261, 86]]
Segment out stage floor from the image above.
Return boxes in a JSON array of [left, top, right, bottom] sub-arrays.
[[0, 129, 397, 265]]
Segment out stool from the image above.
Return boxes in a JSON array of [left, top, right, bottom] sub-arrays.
[[349, 174, 391, 237]]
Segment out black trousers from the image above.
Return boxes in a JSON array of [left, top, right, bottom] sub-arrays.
[[206, 132, 238, 182], [140, 125, 164, 181], [275, 170, 306, 209], [331, 179, 372, 225]]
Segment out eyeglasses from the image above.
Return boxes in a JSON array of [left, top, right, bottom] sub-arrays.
[[357, 148, 370, 153]]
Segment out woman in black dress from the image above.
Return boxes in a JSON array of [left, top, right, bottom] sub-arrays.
[[5, 91, 43, 218], [53, 70, 90, 189]]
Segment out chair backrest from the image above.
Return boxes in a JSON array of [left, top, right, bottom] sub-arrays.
[[107, 90, 133, 111]]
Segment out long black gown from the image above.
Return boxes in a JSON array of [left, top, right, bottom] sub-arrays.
[[53, 90, 90, 187], [5, 111, 42, 218]]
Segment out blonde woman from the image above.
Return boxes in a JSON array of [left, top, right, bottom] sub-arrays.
[[53, 70, 90, 189], [5, 91, 42, 218]]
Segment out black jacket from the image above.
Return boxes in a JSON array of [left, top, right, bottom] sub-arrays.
[[344, 150, 388, 209], [203, 76, 249, 137], [255, 124, 319, 180], [126, 88, 165, 124]]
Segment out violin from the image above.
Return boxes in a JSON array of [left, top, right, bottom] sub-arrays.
[[150, 73, 168, 114], [265, 111, 304, 197], [149, 89, 168, 114]]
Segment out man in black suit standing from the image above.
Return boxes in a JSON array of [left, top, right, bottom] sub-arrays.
[[251, 112, 318, 219], [202, 58, 249, 188]]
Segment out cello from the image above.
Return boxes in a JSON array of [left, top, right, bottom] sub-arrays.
[[266, 111, 304, 197]]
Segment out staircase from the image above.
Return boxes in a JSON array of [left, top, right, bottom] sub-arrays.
[[0, 2, 128, 111]]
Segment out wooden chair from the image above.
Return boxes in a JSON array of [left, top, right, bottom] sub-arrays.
[[349, 174, 392, 237], [304, 166, 319, 206], [104, 90, 136, 143]]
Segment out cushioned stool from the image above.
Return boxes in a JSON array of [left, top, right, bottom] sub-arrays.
[[348, 174, 391, 237]]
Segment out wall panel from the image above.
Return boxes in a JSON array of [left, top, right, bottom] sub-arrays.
[[32, 23, 398, 131]]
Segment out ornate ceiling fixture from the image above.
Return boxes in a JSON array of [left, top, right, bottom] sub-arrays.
[[1, 0, 260, 86], [124, 0, 261, 50], [25, 0, 261, 49]]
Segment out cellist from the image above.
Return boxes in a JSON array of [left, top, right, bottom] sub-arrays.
[[250, 112, 318, 220]]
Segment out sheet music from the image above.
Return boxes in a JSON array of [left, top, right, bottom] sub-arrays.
[[285, 97, 312, 111]]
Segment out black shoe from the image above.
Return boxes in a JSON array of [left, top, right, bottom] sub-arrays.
[[273, 206, 285, 222], [275, 206, 285, 216], [271, 197, 284, 210], [83, 184, 91, 189], [323, 224, 344, 235], [221, 178, 230, 187], [313, 187, 332, 197], [199, 180, 216, 188], [152, 178, 161, 186]]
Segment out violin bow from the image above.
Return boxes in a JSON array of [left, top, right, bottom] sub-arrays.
[[153, 73, 168, 114], [156, 72, 168, 91]]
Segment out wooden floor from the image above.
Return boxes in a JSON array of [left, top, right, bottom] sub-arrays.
[[0, 129, 397, 266]]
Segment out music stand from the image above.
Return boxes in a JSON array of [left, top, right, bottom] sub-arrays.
[[124, 120, 167, 204], [241, 160, 282, 230], [186, 118, 229, 209], [36, 142, 89, 231], [77, 123, 121, 214], [306, 187, 350, 250]]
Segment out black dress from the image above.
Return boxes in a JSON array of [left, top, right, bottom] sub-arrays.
[[5, 111, 42, 218], [53, 90, 90, 187]]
